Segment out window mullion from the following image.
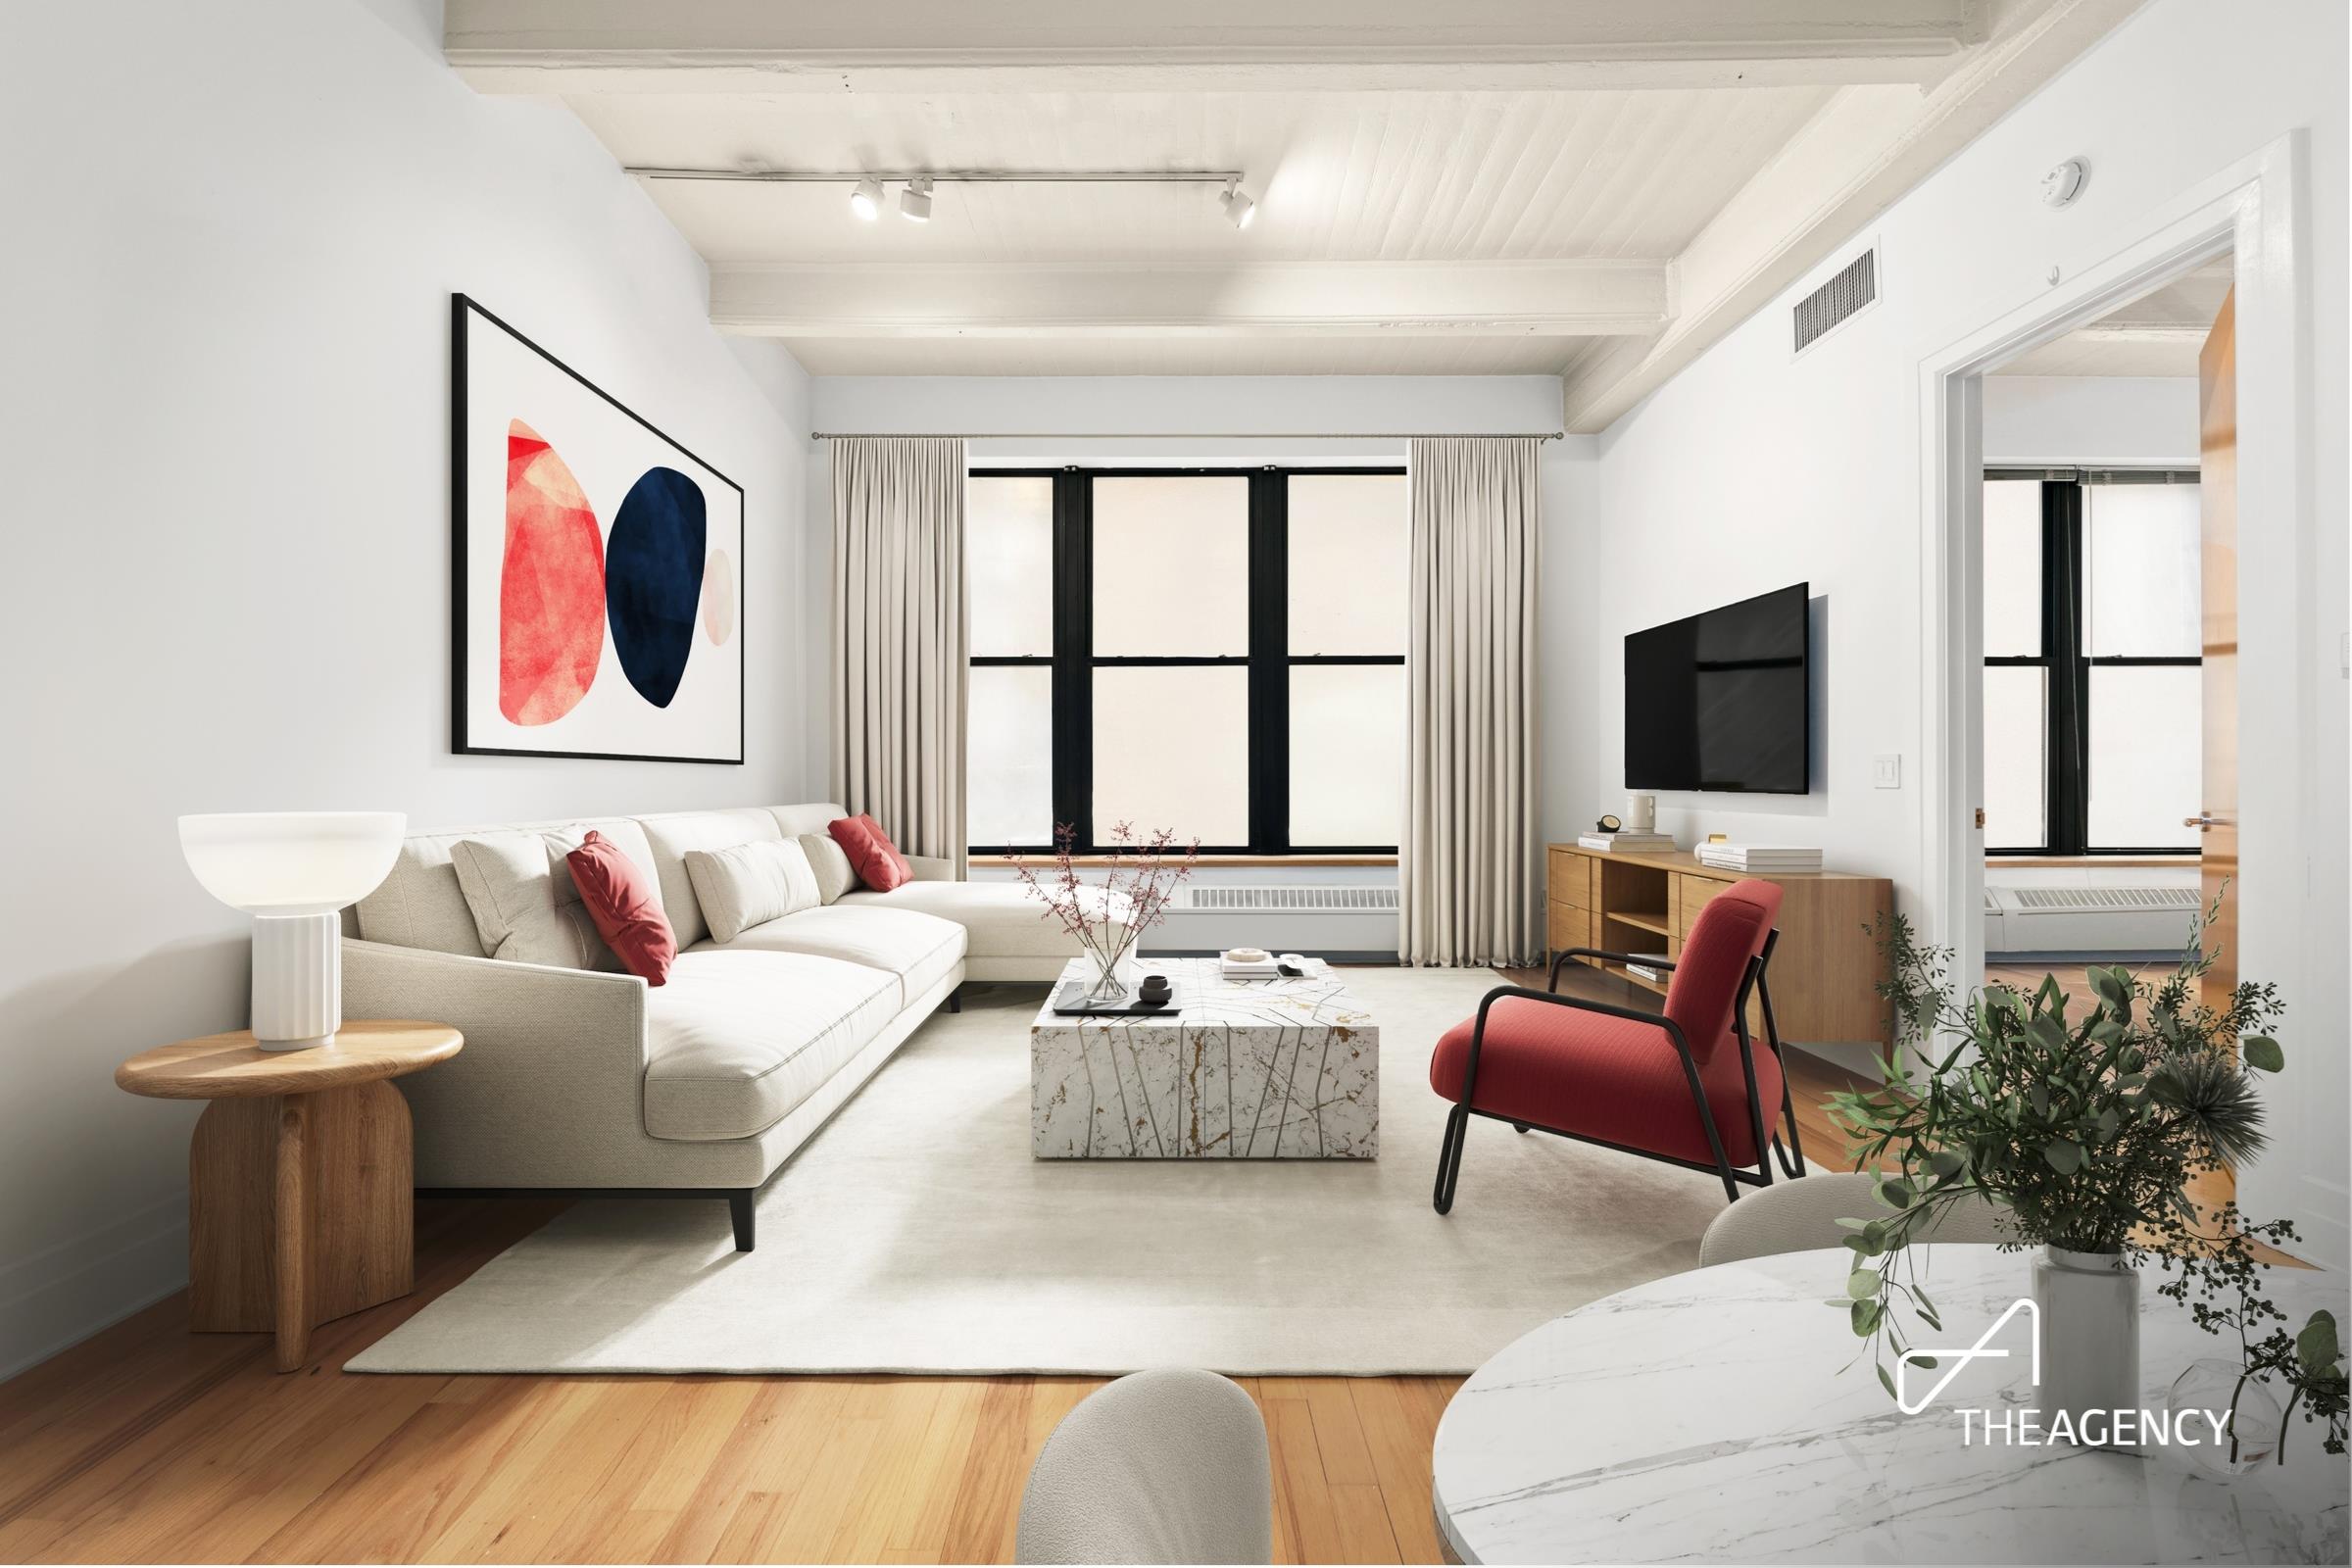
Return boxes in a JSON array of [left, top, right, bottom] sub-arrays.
[[1052, 469, 1092, 850], [2044, 479, 2089, 856], [1248, 469, 1287, 855]]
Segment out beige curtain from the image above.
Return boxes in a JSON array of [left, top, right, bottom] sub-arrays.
[[1401, 437, 1542, 966], [830, 437, 968, 874]]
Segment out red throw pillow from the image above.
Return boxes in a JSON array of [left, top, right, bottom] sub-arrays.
[[829, 813, 911, 893], [566, 830, 676, 985]]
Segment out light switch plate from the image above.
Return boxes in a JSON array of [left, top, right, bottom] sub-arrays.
[[1873, 754, 1902, 789]]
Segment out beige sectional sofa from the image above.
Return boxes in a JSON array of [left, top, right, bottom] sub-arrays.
[[339, 802, 1084, 1249]]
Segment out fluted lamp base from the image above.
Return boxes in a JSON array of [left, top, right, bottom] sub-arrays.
[[250, 912, 342, 1050]]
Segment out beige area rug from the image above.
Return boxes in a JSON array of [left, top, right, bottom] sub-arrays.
[[349, 967, 1727, 1376]]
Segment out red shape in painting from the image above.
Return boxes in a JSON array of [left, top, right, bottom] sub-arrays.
[[501, 419, 605, 725]]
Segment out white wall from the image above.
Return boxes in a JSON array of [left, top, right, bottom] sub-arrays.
[[804, 374, 1601, 858], [1573, 0, 2347, 1259], [1983, 374, 2199, 466], [0, 0, 814, 1374]]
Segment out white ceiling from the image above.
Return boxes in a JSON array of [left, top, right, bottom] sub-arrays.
[[448, 0, 2147, 425], [1992, 259, 2233, 378], [569, 87, 1838, 266]]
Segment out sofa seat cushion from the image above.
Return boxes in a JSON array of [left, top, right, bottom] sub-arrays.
[[840, 881, 1101, 962], [700, 905, 965, 1009], [642, 951, 903, 1142]]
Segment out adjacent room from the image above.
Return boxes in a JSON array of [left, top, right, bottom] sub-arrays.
[[1, 2, 2344, 1564]]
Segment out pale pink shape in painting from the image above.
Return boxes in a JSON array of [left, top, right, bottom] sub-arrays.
[[500, 419, 605, 725], [701, 549, 736, 645]]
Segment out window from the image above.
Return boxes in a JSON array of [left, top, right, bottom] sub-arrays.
[[1982, 468, 2201, 855], [966, 467, 1408, 854]]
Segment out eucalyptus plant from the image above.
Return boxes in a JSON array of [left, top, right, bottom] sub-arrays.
[[1825, 902, 2287, 1404]]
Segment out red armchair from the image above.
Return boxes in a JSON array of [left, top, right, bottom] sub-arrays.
[[1430, 878, 1808, 1211]]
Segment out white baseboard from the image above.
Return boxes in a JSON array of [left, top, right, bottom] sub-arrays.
[[0, 1194, 189, 1382]]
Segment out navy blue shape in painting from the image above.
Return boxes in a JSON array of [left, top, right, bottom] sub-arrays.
[[606, 466, 708, 709]]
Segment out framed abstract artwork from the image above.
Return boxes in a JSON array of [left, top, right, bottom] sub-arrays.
[[451, 293, 745, 763]]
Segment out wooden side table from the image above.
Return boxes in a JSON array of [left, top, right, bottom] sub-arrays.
[[116, 1020, 462, 1372]]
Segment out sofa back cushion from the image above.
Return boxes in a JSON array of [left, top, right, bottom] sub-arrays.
[[451, 823, 668, 971], [685, 838, 822, 944], [633, 808, 785, 950], [354, 814, 652, 957], [768, 803, 848, 838]]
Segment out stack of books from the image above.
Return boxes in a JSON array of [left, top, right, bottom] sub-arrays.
[[1577, 830, 1676, 853], [1219, 947, 1282, 980], [1695, 843, 1823, 872]]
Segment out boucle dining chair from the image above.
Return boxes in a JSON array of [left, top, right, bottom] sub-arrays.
[[1015, 1368, 1273, 1565], [1699, 1170, 2014, 1266]]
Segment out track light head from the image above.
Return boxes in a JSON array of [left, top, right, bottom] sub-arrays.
[[850, 175, 885, 220], [899, 176, 933, 222], [1220, 182, 1255, 231]]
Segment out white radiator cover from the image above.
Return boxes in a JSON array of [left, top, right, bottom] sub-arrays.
[[1984, 882, 2202, 955], [1149, 885, 1400, 956]]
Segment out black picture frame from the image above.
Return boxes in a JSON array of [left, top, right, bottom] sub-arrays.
[[451, 293, 747, 764]]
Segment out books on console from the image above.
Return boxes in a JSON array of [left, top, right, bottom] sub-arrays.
[[1577, 832, 1677, 853], [1695, 843, 1823, 871]]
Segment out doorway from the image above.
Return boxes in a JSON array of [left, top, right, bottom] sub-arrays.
[[1976, 259, 2230, 1009], [1915, 133, 2328, 1252]]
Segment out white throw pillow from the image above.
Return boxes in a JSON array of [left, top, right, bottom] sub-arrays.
[[449, 829, 623, 971], [798, 831, 858, 905], [686, 838, 822, 944]]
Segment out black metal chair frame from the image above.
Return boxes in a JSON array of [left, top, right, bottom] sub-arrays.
[[1432, 930, 1808, 1213]]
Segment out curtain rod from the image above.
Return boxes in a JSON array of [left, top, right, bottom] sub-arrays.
[[809, 431, 1566, 442]]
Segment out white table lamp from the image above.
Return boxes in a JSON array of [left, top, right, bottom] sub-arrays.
[[179, 812, 405, 1050]]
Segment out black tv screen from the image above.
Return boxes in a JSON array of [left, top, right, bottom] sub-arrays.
[[1625, 584, 1810, 794]]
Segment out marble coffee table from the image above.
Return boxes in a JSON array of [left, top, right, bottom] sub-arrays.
[[1030, 956, 1378, 1158]]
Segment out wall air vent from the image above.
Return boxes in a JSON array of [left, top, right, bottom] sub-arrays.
[[1792, 247, 1878, 354]]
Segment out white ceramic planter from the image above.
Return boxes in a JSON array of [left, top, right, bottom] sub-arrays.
[[2032, 1245, 2140, 1446]]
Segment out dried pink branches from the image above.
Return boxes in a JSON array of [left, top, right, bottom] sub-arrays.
[[1007, 821, 1200, 972]]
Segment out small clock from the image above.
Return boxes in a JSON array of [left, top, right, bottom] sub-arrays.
[[1595, 814, 1622, 833]]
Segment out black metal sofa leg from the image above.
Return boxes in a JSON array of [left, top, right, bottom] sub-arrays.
[[729, 1189, 757, 1251]]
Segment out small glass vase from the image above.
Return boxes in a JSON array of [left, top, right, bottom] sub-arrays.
[[1080, 929, 1141, 1004], [2167, 1357, 2283, 1475]]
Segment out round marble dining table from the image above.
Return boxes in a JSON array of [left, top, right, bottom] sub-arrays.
[[1432, 1245, 2348, 1564]]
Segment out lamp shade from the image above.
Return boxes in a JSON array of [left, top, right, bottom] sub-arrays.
[[178, 812, 406, 916]]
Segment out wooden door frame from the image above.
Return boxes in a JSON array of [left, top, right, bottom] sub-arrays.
[[1915, 131, 2315, 1028]]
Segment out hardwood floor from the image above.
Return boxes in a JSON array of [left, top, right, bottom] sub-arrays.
[[0, 1192, 1464, 1565], [2, 960, 2278, 1565]]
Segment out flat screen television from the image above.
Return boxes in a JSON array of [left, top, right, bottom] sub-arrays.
[[1624, 583, 1810, 794]]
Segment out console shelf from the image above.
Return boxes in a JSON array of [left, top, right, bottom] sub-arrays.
[[1545, 844, 1894, 1048]]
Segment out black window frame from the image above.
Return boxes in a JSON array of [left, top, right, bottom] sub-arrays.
[[968, 465, 1407, 858], [1984, 466, 2202, 858]]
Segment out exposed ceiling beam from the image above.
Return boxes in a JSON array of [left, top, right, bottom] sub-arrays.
[[1559, 0, 2144, 432], [446, 0, 1987, 94], [708, 261, 1668, 341]]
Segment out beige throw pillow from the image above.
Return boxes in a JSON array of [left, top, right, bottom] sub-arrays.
[[798, 831, 858, 905], [686, 838, 822, 944], [449, 829, 625, 971]]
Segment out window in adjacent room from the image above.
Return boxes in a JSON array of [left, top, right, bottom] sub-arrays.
[[965, 466, 1408, 855], [1981, 468, 2201, 856]]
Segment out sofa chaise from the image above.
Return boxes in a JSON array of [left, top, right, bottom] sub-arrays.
[[340, 802, 1087, 1248]]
